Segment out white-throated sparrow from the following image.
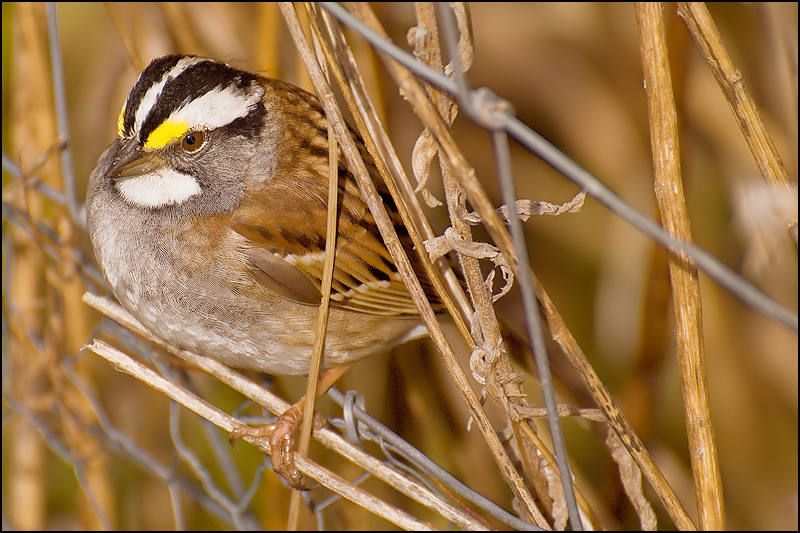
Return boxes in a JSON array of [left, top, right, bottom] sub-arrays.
[[86, 54, 443, 376]]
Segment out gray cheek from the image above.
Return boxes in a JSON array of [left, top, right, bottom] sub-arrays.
[[173, 144, 250, 216]]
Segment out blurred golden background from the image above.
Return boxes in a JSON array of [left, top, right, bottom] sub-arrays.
[[2, 2, 797, 530]]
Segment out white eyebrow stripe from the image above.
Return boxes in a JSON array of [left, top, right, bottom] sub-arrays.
[[166, 82, 264, 132]]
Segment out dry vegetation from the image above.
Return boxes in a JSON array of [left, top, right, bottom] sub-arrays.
[[2, 2, 797, 530]]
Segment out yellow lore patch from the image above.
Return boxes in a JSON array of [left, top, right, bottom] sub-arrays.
[[144, 120, 190, 150], [117, 103, 126, 138]]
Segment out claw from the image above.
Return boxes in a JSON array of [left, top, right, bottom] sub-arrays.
[[230, 407, 316, 490], [227, 367, 349, 490]]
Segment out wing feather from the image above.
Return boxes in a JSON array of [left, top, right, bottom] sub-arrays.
[[230, 165, 442, 317]]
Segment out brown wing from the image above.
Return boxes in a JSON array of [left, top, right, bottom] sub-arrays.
[[230, 83, 442, 316], [231, 172, 442, 316]]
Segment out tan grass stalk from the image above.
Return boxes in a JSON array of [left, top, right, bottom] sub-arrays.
[[287, 7, 341, 527], [636, 3, 725, 530]]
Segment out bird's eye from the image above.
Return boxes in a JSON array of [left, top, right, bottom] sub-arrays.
[[181, 131, 206, 152]]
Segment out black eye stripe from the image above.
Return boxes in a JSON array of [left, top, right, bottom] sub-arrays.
[[224, 102, 267, 142]]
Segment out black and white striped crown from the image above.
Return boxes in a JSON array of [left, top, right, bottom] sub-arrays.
[[117, 55, 265, 151]]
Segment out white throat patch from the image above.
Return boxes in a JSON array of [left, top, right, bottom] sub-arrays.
[[116, 168, 201, 208]]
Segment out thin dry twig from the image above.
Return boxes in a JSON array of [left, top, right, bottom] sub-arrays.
[[344, 3, 702, 529], [407, 2, 575, 526], [82, 292, 489, 530], [103, 2, 144, 71], [532, 269, 697, 531], [677, 2, 797, 243], [85, 339, 437, 531], [6, 3, 793, 530], [288, 5, 342, 527]]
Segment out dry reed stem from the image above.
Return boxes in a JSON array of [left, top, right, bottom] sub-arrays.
[[287, 6, 341, 527], [678, 2, 797, 242], [345, 3, 696, 529], [312, 4, 476, 338], [7, 3, 110, 528], [305, 10, 556, 526], [517, 421, 603, 528], [636, 3, 725, 529], [346, 4, 521, 275], [103, 2, 144, 71], [6, 3, 793, 530], [344, 3, 551, 525], [406, 2, 509, 409], [345, 2, 695, 528], [407, 1, 568, 525], [532, 270, 697, 530]]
